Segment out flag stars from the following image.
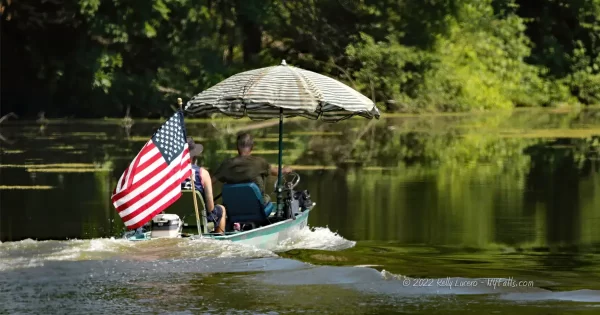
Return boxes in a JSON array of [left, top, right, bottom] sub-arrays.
[[150, 113, 187, 164]]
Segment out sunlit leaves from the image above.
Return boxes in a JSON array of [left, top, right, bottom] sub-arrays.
[[5, 0, 600, 117], [78, 0, 100, 17], [93, 53, 123, 93], [152, 0, 171, 20]]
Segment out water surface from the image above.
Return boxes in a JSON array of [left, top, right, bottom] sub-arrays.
[[2, 108, 600, 313]]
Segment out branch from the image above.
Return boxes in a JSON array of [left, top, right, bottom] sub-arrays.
[[0, 112, 18, 125], [156, 85, 192, 98], [328, 59, 359, 91], [338, 118, 378, 162], [0, 133, 14, 144]]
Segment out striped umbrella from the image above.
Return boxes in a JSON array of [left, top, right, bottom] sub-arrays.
[[184, 60, 380, 122]]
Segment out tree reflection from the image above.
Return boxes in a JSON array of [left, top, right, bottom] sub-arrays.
[[4, 109, 600, 248]]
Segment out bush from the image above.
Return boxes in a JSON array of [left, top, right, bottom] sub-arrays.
[[346, 0, 557, 112]]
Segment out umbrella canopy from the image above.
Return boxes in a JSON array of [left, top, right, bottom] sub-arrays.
[[184, 60, 380, 122]]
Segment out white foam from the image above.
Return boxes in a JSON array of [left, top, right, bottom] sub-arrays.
[[182, 237, 277, 259], [0, 238, 137, 271], [273, 226, 356, 252], [0, 226, 354, 271], [0, 257, 45, 272]]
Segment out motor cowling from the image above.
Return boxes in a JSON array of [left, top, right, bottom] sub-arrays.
[[150, 213, 182, 238]]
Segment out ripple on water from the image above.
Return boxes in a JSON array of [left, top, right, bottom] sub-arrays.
[[248, 265, 600, 304], [0, 238, 135, 272]]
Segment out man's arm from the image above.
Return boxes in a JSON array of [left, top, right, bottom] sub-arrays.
[[211, 161, 224, 185], [269, 165, 292, 176]]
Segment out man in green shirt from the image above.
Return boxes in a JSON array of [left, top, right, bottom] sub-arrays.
[[212, 132, 292, 205]]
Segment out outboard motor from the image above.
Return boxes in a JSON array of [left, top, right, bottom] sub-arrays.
[[150, 213, 182, 238], [276, 172, 312, 219], [294, 190, 313, 211]]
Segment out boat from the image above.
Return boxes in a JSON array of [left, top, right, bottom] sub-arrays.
[[127, 173, 316, 249], [123, 60, 379, 247]]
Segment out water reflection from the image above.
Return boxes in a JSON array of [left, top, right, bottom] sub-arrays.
[[2, 109, 600, 252]]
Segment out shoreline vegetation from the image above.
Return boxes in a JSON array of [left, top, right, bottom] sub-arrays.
[[2, 106, 600, 123], [4, 107, 600, 174], [2, 0, 600, 119]]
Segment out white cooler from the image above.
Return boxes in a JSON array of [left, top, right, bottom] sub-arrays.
[[150, 213, 182, 238]]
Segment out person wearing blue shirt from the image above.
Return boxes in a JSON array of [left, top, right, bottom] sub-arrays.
[[182, 137, 227, 234]]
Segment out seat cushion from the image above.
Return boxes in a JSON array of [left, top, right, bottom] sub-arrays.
[[264, 202, 275, 217]]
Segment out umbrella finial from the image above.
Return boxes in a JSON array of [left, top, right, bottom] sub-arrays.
[[281, 59, 287, 66], [177, 98, 182, 109]]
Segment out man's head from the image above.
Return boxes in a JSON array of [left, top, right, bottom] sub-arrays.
[[236, 132, 254, 155]]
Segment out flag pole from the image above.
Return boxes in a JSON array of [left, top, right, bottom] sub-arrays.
[[179, 97, 202, 236]]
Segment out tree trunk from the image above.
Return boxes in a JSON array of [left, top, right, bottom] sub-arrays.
[[236, 1, 262, 65]]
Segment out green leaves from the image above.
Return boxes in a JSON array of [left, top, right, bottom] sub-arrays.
[[4, 0, 600, 118], [344, 0, 552, 111], [92, 53, 123, 93], [152, 0, 171, 20], [79, 0, 101, 17]]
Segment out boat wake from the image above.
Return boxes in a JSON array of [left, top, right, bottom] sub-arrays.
[[0, 238, 135, 272], [169, 224, 354, 260], [0, 225, 353, 272], [272, 226, 356, 252], [253, 266, 600, 304], [2, 237, 600, 314]]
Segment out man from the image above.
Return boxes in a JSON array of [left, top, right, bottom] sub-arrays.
[[182, 137, 227, 234], [212, 133, 292, 205]]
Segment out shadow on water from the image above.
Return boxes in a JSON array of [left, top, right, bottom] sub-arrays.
[[3, 108, 600, 312]]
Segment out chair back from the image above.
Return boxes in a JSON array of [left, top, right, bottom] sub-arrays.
[[222, 182, 270, 225]]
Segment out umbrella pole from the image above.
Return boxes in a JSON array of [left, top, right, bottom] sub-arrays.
[[276, 108, 284, 218], [179, 97, 202, 236]]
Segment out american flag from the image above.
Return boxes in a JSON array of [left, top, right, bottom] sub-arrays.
[[111, 110, 192, 230]]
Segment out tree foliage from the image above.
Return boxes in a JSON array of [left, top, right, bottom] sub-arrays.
[[1, 0, 600, 117]]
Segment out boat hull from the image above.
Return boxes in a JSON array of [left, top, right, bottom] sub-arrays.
[[127, 209, 311, 250], [201, 209, 310, 249]]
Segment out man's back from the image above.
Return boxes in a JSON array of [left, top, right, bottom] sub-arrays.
[[213, 155, 271, 202]]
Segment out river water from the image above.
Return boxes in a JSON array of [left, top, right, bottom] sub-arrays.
[[2, 108, 600, 314]]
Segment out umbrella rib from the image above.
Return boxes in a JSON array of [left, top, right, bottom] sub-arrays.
[[295, 69, 322, 116]]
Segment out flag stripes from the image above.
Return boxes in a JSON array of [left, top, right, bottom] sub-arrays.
[[111, 111, 191, 230]]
